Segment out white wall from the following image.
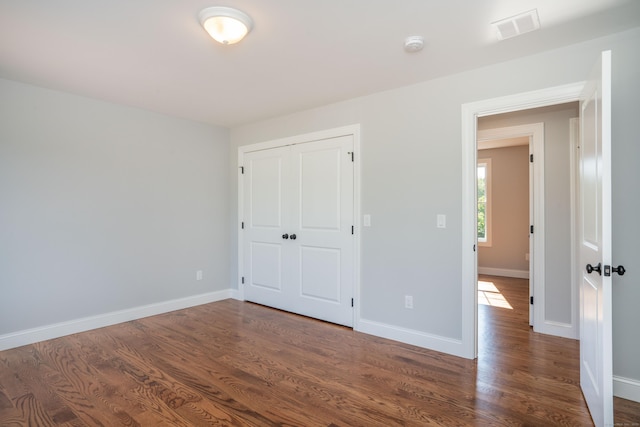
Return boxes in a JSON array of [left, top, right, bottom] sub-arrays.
[[0, 78, 230, 338], [230, 27, 640, 384]]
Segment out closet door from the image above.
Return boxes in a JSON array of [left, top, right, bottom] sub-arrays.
[[242, 135, 354, 327], [242, 146, 292, 311], [289, 136, 354, 326]]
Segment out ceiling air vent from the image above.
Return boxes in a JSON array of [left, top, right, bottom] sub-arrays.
[[492, 9, 540, 41]]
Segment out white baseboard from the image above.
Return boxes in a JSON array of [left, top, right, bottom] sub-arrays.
[[478, 267, 529, 279], [614, 375, 640, 403], [356, 318, 466, 358], [229, 288, 242, 300], [0, 290, 234, 351], [534, 320, 578, 340]]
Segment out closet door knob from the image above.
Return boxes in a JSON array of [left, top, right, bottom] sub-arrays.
[[290, 234, 297, 240], [282, 233, 289, 240]]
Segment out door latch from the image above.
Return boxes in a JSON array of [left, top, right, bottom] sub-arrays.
[[604, 265, 626, 277]]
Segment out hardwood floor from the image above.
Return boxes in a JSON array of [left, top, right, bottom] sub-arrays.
[[0, 276, 638, 426]]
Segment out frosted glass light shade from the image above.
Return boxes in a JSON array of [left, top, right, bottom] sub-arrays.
[[199, 7, 253, 45]]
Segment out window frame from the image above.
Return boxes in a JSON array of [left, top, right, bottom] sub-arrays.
[[477, 158, 492, 247]]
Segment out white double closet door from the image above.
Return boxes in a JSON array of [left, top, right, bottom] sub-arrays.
[[242, 135, 354, 327]]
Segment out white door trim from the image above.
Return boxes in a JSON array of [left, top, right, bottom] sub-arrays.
[[237, 124, 362, 329], [461, 82, 584, 359], [477, 123, 544, 330], [570, 117, 581, 340]]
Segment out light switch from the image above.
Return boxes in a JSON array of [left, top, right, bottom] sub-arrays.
[[437, 214, 446, 228], [363, 214, 371, 227]]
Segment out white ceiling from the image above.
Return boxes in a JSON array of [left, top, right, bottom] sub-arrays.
[[1, 0, 638, 127]]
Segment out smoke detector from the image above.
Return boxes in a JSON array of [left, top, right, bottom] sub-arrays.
[[404, 36, 424, 52]]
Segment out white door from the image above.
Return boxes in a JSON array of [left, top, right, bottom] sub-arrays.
[[579, 50, 613, 427], [242, 146, 290, 312], [243, 136, 354, 327]]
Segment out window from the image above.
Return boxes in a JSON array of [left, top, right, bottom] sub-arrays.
[[477, 158, 492, 246]]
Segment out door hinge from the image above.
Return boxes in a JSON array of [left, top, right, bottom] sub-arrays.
[[530, 225, 534, 234], [530, 154, 533, 163], [530, 296, 534, 305], [351, 298, 354, 307], [348, 151, 354, 162], [241, 221, 245, 229], [351, 225, 354, 235], [241, 277, 245, 284], [473, 244, 476, 252], [240, 166, 244, 174]]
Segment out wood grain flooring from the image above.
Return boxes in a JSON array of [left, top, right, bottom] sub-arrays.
[[0, 275, 638, 426]]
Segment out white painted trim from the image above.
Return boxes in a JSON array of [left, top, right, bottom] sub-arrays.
[[352, 126, 362, 330], [237, 124, 361, 329], [461, 82, 584, 359], [229, 288, 242, 300], [0, 290, 234, 351], [478, 137, 528, 150], [237, 153, 246, 301], [461, 103, 478, 359], [538, 320, 578, 340], [239, 124, 360, 153], [357, 319, 466, 358], [478, 267, 529, 279], [613, 376, 640, 403], [569, 118, 580, 339]]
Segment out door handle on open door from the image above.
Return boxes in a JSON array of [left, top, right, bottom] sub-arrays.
[[586, 263, 602, 275], [612, 265, 625, 276]]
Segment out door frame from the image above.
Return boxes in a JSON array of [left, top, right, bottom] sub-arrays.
[[461, 82, 584, 358], [477, 123, 543, 328], [237, 124, 362, 328]]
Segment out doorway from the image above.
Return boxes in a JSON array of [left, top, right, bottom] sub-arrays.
[[476, 126, 538, 328], [474, 104, 580, 345], [476, 140, 531, 337], [460, 83, 584, 359]]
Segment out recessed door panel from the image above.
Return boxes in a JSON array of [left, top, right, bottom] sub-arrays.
[[300, 246, 340, 302], [250, 242, 282, 291], [299, 148, 341, 231], [581, 96, 598, 248], [250, 156, 283, 228]]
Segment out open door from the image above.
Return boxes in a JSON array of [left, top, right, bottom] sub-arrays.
[[579, 50, 614, 427]]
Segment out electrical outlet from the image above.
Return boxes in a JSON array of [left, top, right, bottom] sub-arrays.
[[196, 270, 203, 281], [405, 295, 413, 309]]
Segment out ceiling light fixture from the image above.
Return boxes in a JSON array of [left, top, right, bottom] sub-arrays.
[[492, 9, 540, 41], [199, 6, 253, 45]]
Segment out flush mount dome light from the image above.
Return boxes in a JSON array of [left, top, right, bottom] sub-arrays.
[[199, 6, 253, 45]]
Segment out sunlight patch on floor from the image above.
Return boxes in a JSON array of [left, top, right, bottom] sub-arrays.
[[478, 280, 513, 309]]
